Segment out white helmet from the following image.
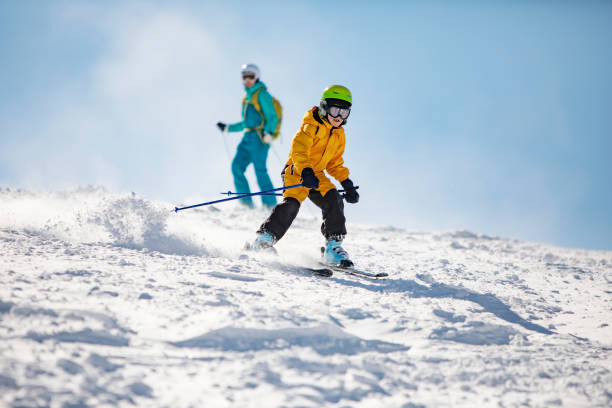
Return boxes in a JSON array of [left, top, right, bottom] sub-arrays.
[[241, 63, 260, 80]]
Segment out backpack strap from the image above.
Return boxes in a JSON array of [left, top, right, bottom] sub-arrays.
[[241, 96, 248, 119], [242, 89, 263, 118], [245, 88, 265, 139], [250, 88, 264, 115]]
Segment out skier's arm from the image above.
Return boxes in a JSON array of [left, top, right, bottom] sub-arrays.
[[326, 133, 350, 182], [227, 121, 245, 133], [257, 91, 278, 135], [291, 124, 316, 174]]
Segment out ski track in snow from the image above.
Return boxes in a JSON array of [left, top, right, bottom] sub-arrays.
[[0, 186, 611, 407]]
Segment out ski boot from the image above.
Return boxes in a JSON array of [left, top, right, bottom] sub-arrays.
[[322, 236, 353, 268], [246, 231, 277, 253]]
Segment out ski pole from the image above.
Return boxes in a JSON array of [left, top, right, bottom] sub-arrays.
[[221, 186, 359, 197], [219, 128, 232, 163], [220, 191, 283, 197], [174, 184, 303, 212]]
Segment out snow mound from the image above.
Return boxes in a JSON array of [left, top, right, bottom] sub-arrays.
[[0, 186, 206, 255]]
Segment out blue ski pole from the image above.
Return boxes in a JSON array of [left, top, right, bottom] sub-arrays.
[[174, 184, 303, 212], [220, 191, 283, 197], [221, 186, 358, 197]]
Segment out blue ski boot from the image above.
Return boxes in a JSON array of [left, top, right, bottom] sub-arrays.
[[322, 237, 353, 268], [247, 231, 276, 253]]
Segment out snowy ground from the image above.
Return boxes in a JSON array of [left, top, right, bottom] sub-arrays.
[[1, 187, 611, 407]]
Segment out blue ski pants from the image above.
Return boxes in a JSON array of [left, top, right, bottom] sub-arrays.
[[231, 131, 277, 208]]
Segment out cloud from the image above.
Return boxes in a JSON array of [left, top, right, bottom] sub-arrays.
[[2, 5, 241, 199], [94, 10, 217, 100]]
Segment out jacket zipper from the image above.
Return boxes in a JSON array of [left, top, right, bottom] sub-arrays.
[[317, 126, 334, 168]]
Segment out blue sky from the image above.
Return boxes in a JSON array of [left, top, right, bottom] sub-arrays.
[[1, 1, 611, 250]]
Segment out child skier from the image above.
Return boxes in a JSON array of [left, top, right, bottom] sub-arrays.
[[216, 63, 279, 209], [250, 85, 360, 266]]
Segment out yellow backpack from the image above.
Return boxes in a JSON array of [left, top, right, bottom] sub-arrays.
[[244, 88, 282, 140]]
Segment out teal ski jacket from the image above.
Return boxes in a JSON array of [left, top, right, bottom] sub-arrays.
[[228, 81, 278, 136]]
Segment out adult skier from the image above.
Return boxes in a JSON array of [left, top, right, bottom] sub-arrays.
[[216, 63, 279, 209], [249, 85, 360, 266]]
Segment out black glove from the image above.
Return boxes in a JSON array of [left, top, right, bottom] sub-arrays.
[[216, 122, 227, 132], [341, 178, 359, 204], [301, 167, 319, 189]]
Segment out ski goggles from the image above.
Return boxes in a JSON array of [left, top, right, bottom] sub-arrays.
[[327, 105, 351, 119], [242, 74, 256, 81]]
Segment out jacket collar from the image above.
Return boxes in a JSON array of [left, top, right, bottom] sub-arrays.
[[245, 81, 266, 99]]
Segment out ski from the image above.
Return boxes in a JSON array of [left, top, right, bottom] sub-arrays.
[[319, 246, 388, 278], [320, 262, 389, 279]]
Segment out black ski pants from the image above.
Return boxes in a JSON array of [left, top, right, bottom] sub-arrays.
[[258, 189, 346, 241]]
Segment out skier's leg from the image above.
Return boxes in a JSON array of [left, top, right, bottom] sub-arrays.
[[309, 189, 351, 265], [257, 197, 300, 241], [308, 189, 347, 240], [252, 140, 277, 209], [256, 169, 308, 242], [231, 138, 254, 208]]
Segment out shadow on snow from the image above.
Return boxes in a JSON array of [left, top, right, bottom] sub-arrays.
[[327, 273, 552, 335]]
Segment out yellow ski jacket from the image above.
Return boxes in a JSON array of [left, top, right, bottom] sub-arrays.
[[283, 107, 350, 202]]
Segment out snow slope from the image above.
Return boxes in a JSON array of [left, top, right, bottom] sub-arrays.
[[0, 187, 610, 407]]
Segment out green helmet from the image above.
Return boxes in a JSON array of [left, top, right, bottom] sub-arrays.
[[320, 85, 352, 125], [321, 85, 352, 107]]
